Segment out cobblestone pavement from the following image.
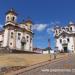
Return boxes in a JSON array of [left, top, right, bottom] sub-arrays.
[[15, 54, 75, 75]]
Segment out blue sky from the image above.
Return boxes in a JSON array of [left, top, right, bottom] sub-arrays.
[[0, 0, 75, 49]]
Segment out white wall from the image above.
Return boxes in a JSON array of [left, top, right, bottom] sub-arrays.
[[56, 36, 74, 52], [3, 29, 8, 47], [16, 31, 23, 50], [43, 51, 49, 54], [56, 38, 63, 51], [15, 31, 33, 51], [2, 26, 33, 51], [0, 35, 3, 41], [30, 37, 33, 51], [68, 37, 74, 52], [24, 33, 30, 51]]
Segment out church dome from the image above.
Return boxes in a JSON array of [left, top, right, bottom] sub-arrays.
[[25, 19, 33, 24], [6, 8, 18, 16]]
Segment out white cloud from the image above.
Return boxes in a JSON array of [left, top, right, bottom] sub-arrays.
[[32, 21, 61, 32], [50, 21, 61, 27], [47, 28, 54, 34], [47, 21, 61, 34], [32, 24, 47, 31]]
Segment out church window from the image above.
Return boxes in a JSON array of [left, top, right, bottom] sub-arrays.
[[11, 32, 13, 38], [27, 39, 28, 42], [18, 33, 21, 40], [12, 17, 15, 21], [70, 27, 72, 31], [26, 36, 29, 42], [56, 30, 57, 34], [67, 38, 70, 42], [68, 28, 69, 31], [30, 38, 32, 43], [66, 28, 69, 31], [10, 43, 12, 45], [27, 36, 29, 38], [60, 39, 62, 43], [7, 16, 9, 21], [63, 40, 66, 43]]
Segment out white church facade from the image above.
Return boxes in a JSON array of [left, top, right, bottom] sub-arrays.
[[54, 22, 75, 53], [0, 9, 33, 51]]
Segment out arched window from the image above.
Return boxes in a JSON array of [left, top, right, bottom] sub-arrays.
[[67, 38, 70, 42], [60, 39, 62, 43], [70, 27, 72, 31], [27, 36, 29, 39], [30, 38, 32, 43], [12, 17, 15, 21], [10, 43, 12, 45], [18, 33, 21, 40], [11, 32, 13, 38], [7, 16, 9, 21], [27, 36, 29, 42], [56, 30, 57, 34], [63, 40, 66, 43]]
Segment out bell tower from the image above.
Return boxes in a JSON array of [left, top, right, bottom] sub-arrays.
[[5, 8, 17, 23], [54, 26, 60, 36], [25, 19, 33, 30]]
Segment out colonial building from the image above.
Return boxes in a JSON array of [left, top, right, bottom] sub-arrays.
[[54, 22, 75, 53], [0, 9, 33, 51]]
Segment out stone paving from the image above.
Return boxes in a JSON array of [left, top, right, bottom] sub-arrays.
[[8, 54, 75, 75]]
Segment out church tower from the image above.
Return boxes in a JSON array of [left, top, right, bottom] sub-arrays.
[[25, 19, 33, 30], [5, 8, 17, 25]]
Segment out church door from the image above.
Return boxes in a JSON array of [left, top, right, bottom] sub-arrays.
[[63, 47, 67, 53], [21, 42, 25, 50], [21, 37, 26, 50], [63, 44, 68, 53]]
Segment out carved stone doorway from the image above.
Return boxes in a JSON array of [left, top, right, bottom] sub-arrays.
[[21, 37, 26, 50], [63, 44, 68, 53]]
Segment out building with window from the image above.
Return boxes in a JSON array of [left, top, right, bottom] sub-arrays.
[[53, 22, 75, 53], [0, 9, 33, 51]]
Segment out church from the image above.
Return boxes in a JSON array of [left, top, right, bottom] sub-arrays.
[[54, 22, 75, 53], [0, 9, 33, 52]]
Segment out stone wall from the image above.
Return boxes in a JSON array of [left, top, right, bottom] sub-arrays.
[[0, 47, 40, 54]]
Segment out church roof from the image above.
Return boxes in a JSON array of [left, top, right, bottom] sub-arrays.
[[6, 8, 18, 16], [20, 19, 33, 25], [68, 21, 75, 26], [25, 19, 33, 24], [55, 30, 75, 38], [59, 31, 70, 35]]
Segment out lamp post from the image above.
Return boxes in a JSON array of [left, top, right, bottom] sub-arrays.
[[47, 32, 52, 61]]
